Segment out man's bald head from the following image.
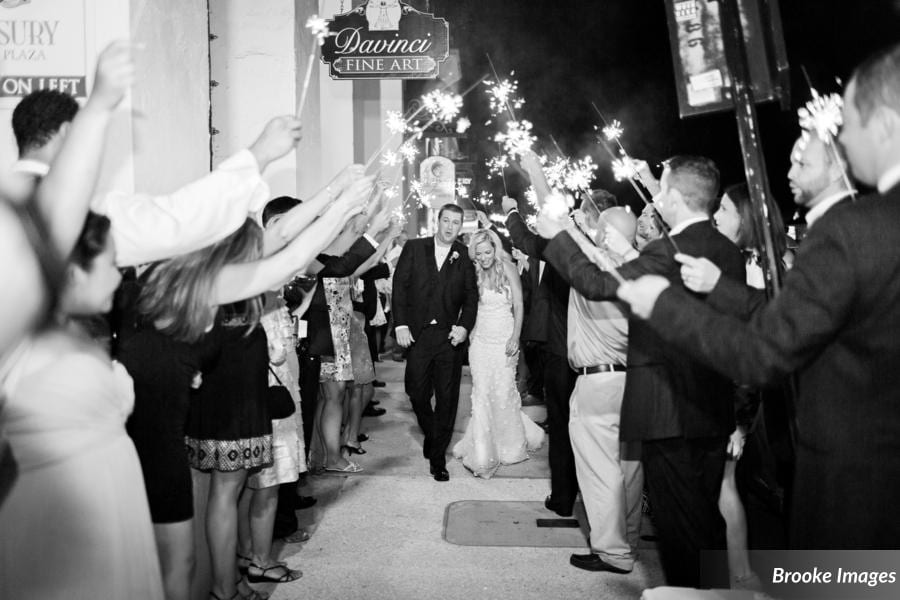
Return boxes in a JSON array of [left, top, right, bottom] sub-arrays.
[[600, 206, 637, 245]]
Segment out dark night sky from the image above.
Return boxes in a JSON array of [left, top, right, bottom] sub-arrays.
[[413, 0, 900, 218]]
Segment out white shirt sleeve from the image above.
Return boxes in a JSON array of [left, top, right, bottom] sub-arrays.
[[93, 149, 270, 267]]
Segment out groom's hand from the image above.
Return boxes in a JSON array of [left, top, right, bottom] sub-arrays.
[[448, 325, 468, 346], [395, 326, 414, 348]]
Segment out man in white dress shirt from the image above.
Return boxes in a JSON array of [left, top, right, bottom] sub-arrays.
[[10, 88, 301, 267]]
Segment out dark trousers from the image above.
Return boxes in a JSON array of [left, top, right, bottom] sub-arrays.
[[543, 351, 578, 511], [642, 436, 729, 588], [297, 347, 321, 451], [404, 326, 463, 470], [523, 341, 544, 397]]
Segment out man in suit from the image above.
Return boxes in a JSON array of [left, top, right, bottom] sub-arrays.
[[501, 194, 580, 517], [616, 43, 900, 551], [536, 156, 745, 587], [393, 204, 478, 482]]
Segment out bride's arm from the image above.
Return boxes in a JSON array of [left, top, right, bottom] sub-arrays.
[[504, 260, 524, 356]]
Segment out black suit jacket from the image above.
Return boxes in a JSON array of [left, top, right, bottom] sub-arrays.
[[307, 236, 376, 357], [506, 210, 570, 357], [392, 237, 478, 340], [544, 220, 746, 441], [646, 189, 900, 548]]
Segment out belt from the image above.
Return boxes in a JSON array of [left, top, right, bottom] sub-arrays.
[[576, 364, 626, 375]]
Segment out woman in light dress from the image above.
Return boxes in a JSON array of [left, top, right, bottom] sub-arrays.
[[452, 229, 544, 478], [0, 213, 164, 599]]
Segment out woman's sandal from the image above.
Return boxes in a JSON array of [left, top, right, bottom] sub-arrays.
[[246, 562, 303, 583], [236, 552, 252, 575]]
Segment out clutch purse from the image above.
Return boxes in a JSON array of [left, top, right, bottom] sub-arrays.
[[266, 366, 296, 420]]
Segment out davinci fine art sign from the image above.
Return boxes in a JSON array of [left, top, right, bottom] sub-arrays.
[[321, 0, 449, 80]]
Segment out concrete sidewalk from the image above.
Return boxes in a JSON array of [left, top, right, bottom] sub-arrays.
[[264, 360, 664, 600]]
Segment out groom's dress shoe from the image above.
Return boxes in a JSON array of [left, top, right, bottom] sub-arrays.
[[430, 466, 449, 482], [544, 495, 573, 517], [363, 404, 386, 417], [569, 553, 631, 574]]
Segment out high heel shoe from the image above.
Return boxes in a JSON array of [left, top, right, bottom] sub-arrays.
[[342, 444, 367, 455]]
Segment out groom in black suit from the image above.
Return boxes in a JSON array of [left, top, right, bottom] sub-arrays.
[[393, 204, 478, 481]]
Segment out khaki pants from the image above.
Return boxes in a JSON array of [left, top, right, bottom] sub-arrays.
[[569, 372, 643, 570]]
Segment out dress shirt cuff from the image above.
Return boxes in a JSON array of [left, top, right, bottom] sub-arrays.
[[506, 208, 519, 217], [395, 325, 409, 333], [363, 233, 379, 249]]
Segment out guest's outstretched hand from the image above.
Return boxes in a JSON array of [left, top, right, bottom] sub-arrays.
[[87, 40, 135, 112], [249, 116, 304, 172], [501, 196, 518, 215], [335, 175, 376, 218], [676, 253, 721, 293], [616, 275, 670, 319], [475, 210, 491, 229]]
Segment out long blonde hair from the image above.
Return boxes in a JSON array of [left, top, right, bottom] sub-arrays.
[[468, 229, 512, 300], [138, 219, 264, 343]]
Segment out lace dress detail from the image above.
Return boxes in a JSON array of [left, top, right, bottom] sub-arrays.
[[452, 288, 544, 478]]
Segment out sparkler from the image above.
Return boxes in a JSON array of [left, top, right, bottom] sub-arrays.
[[456, 117, 471, 134], [602, 119, 624, 142], [591, 103, 680, 254], [563, 156, 598, 192], [386, 110, 409, 136], [495, 120, 536, 159], [296, 16, 331, 118], [797, 86, 856, 198], [380, 150, 400, 167], [398, 140, 418, 164]]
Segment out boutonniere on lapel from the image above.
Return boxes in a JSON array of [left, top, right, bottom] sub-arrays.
[[449, 251, 460, 264]]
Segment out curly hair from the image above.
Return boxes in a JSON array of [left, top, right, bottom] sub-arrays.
[[467, 229, 512, 300], [12, 90, 79, 155]]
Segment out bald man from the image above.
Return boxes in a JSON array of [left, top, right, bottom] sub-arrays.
[[566, 207, 644, 574]]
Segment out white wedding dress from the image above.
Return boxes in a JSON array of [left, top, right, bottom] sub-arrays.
[[452, 287, 544, 478]]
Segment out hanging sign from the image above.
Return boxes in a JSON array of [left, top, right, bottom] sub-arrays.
[[321, 1, 449, 80], [0, 0, 88, 99]]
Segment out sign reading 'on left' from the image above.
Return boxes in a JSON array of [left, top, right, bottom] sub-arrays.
[[0, 0, 87, 100]]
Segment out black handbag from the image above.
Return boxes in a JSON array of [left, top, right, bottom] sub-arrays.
[[266, 366, 296, 420]]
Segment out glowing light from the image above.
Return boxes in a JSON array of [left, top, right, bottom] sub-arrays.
[[602, 119, 624, 142], [486, 155, 510, 179], [485, 77, 525, 117], [456, 117, 471, 134], [541, 191, 571, 220], [494, 120, 535, 159], [456, 183, 469, 198], [542, 156, 570, 190], [399, 140, 418, 164], [306, 16, 330, 45], [612, 154, 639, 182], [798, 88, 843, 142], [386, 110, 409, 135], [524, 187, 538, 209], [563, 156, 597, 192], [380, 150, 400, 167], [422, 90, 463, 123]]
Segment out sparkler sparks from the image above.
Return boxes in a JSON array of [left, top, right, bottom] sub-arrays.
[[486, 155, 510, 179], [485, 78, 525, 117], [542, 156, 570, 190], [524, 187, 538, 209], [456, 117, 471, 134], [386, 110, 409, 135], [563, 156, 598, 192], [380, 150, 400, 167], [611, 154, 640, 182], [541, 191, 573, 221], [398, 140, 418, 164], [602, 119, 624, 142], [798, 88, 843, 143], [306, 16, 330, 45], [494, 120, 535, 159], [422, 90, 463, 123]]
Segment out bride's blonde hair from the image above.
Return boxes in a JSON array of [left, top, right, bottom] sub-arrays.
[[468, 229, 512, 299]]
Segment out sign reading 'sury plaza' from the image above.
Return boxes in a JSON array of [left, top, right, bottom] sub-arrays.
[[321, 1, 449, 80]]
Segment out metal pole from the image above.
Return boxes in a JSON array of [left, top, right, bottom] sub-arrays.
[[718, 0, 782, 297]]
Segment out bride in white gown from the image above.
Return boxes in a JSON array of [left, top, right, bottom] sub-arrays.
[[452, 230, 544, 478]]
